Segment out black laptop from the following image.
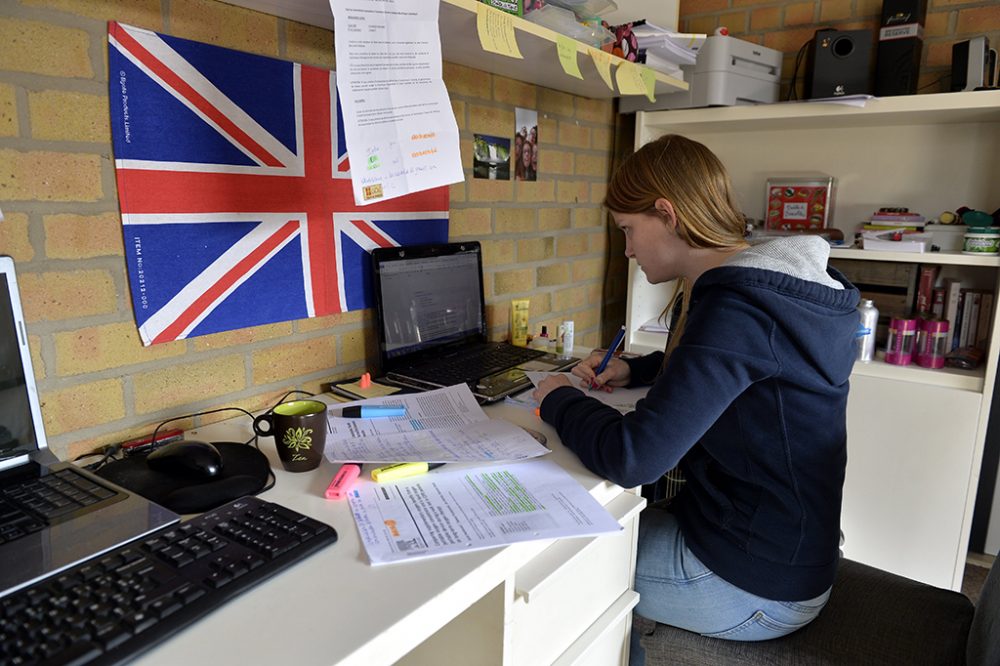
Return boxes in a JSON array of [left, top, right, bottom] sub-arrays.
[[370, 242, 576, 402], [0, 256, 179, 598]]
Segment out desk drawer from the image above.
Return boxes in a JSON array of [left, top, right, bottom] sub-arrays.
[[506, 492, 645, 665]]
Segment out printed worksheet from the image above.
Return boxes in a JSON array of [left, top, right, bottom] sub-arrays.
[[324, 384, 550, 463], [347, 459, 622, 565]]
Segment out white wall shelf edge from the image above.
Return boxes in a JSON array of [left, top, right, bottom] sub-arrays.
[[218, 0, 688, 99]]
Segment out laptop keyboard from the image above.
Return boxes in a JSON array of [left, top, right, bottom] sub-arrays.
[[0, 468, 121, 544], [0, 495, 337, 665], [399, 344, 545, 386]]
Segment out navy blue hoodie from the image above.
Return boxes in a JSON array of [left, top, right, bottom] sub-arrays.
[[540, 237, 860, 601]]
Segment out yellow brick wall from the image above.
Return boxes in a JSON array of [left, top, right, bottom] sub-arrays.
[[0, 0, 616, 461], [679, 0, 1000, 96]]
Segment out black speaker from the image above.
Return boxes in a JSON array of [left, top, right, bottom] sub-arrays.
[[805, 29, 874, 99], [875, 0, 927, 96]]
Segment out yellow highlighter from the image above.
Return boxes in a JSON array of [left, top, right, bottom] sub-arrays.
[[370, 462, 444, 483]]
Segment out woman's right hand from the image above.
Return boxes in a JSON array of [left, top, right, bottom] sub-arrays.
[[571, 352, 631, 390]]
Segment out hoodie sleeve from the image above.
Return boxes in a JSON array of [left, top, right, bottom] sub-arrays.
[[539, 290, 781, 488]]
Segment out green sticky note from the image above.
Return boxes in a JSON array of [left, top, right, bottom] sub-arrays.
[[641, 66, 656, 102], [556, 35, 583, 80]]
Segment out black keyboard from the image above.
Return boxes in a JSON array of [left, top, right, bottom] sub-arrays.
[[397, 343, 545, 386], [0, 467, 123, 544], [0, 496, 337, 665]]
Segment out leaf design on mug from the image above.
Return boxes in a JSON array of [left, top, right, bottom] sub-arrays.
[[283, 427, 313, 451]]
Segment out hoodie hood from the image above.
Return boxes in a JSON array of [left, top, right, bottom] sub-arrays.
[[725, 236, 844, 290]]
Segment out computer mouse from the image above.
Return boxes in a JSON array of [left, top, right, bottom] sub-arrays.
[[146, 440, 224, 479]]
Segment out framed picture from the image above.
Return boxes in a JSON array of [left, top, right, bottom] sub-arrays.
[[764, 176, 835, 231]]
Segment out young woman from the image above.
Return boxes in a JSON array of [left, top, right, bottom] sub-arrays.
[[532, 135, 859, 659]]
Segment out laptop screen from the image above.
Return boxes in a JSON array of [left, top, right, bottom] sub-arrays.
[[0, 272, 39, 461], [373, 243, 485, 362]]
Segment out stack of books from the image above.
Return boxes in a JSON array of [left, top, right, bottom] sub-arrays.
[[859, 208, 930, 252]]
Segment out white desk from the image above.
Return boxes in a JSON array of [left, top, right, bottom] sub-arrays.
[[132, 399, 645, 666]]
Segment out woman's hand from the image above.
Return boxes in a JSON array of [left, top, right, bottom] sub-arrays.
[[571, 353, 631, 390], [532, 373, 574, 404]]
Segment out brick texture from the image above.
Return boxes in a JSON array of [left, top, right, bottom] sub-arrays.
[[0, 0, 618, 459], [680, 0, 1000, 98]]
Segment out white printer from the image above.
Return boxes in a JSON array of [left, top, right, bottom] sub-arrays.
[[620, 35, 782, 112]]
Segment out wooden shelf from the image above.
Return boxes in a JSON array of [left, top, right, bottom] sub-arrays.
[[218, 0, 687, 99]]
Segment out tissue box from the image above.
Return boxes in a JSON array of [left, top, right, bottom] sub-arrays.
[[924, 224, 968, 252]]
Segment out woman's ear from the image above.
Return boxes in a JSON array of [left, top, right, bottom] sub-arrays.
[[654, 198, 678, 231]]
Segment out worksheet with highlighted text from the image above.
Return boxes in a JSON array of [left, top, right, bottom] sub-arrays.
[[347, 459, 622, 565]]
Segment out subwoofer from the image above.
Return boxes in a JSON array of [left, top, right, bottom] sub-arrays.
[[875, 0, 927, 96], [805, 29, 874, 99]]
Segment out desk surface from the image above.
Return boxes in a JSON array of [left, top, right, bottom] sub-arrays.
[[133, 398, 628, 666]]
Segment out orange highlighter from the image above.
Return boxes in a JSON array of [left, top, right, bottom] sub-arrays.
[[325, 463, 361, 500]]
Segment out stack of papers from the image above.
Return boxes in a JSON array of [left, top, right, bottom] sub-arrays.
[[638, 316, 669, 334], [328, 384, 623, 565], [632, 23, 705, 66], [860, 230, 932, 253], [324, 384, 549, 463]]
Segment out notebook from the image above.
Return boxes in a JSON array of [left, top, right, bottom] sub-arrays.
[[370, 242, 576, 402], [0, 256, 179, 598]]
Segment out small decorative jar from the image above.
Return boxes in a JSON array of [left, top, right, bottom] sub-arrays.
[[962, 227, 1000, 255]]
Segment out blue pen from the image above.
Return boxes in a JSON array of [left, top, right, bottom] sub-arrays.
[[342, 406, 407, 418], [592, 325, 626, 390]]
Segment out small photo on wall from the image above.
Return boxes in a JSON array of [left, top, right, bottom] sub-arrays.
[[473, 134, 511, 180], [514, 107, 538, 182]]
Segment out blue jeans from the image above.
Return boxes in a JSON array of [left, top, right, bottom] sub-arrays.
[[630, 504, 830, 665]]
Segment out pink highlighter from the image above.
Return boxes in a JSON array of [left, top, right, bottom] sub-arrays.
[[325, 463, 361, 500]]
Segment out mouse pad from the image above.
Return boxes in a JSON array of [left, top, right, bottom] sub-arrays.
[[95, 442, 270, 514]]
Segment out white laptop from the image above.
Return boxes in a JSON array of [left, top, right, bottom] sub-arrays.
[[0, 256, 178, 598]]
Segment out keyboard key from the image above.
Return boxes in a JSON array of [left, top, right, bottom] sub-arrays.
[[1, 497, 337, 665]]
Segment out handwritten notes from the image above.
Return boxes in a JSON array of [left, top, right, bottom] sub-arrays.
[[556, 35, 583, 79], [590, 48, 615, 91], [616, 61, 656, 102], [475, 3, 523, 59]]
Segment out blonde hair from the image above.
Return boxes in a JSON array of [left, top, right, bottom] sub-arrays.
[[604, 134, 747, 359]]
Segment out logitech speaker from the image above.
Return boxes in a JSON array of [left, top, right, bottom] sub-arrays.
[[875, 0, 927, 96], [805, 29, 874, 99]]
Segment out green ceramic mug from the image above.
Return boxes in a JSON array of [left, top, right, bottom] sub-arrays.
[[253, 400, 327, 472]]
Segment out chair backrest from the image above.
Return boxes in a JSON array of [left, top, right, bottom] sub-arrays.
[[967, 556, 1000, 666]]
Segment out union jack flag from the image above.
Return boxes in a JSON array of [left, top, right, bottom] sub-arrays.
[[107, 22, 449, 345]]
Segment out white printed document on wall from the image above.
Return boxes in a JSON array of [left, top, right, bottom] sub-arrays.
[[348, 459, 622, 565], [330, 0, 463, 205]]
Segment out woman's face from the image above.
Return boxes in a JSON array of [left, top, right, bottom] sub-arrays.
[[522, 144, 532, 167], [613, 207, 685, 284]]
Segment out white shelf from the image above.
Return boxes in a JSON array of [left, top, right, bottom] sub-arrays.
[[852, 354, 985, 393], [638, 90, 1000, 135], [628, 331, 985, 392], [830, 248, 1000, 267], [632, 90, 1000, 589], [218, 0, 687, 99]]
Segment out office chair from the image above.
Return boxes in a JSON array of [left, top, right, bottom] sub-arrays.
[[636, 555, 1000, 665]]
